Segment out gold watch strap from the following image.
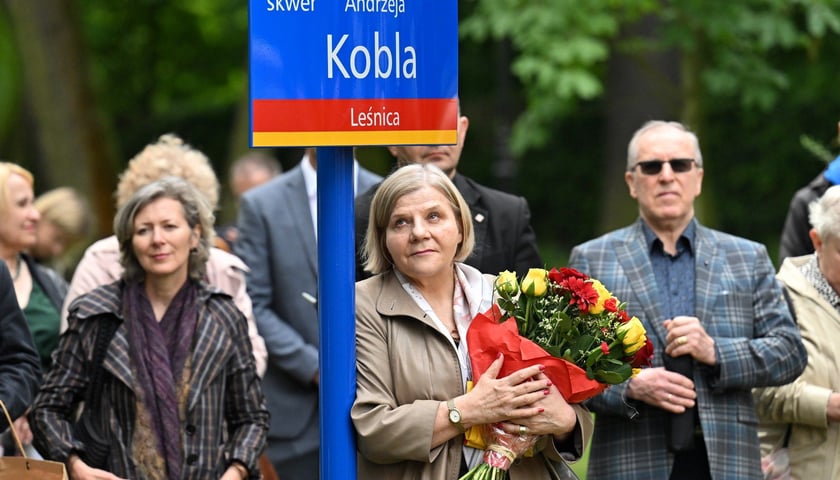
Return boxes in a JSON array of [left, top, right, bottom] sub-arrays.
[[447, 399, 465, 433]]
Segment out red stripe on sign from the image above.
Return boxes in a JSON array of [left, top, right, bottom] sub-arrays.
[[253, 99, 458, 132]]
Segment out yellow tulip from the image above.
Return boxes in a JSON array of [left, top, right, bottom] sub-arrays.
[[618, 317, 648, 355], [588, 279, 611, 314], [495, 270, 519, 297], [521, 268, 548, 297]]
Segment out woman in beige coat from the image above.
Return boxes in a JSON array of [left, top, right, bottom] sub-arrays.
[[353, 164, 592, 479], [754, 185, 840, 479]]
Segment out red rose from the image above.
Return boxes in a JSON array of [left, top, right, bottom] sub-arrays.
[[604, 297, 618, 313], [630, 338, 654, 368], [600, 342, 610, 355], [617, 309, 630, 323]]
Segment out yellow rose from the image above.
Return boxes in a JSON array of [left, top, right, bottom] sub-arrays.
[[521, 268, 548, 297], [495, 270, 519, 297], [588, 279, 611, 314], [618, 317, 648, 355]]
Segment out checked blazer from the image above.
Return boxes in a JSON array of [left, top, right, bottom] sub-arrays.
[[568, 219, 806, 480]]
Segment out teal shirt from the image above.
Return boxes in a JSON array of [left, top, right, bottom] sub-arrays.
[[24, 281, 61, 371]]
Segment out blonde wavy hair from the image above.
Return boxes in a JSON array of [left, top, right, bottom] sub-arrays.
[[115, 133, 219, 210]]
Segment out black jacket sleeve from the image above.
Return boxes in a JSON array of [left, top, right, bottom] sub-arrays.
[[0, 261, 41, 430]]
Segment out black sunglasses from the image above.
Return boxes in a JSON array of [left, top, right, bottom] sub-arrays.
[[631, 158, 696, 175]]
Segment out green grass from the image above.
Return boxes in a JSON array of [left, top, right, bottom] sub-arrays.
[[568, 414, 594, 479]]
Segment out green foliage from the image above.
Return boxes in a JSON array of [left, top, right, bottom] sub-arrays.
[[0, 7, 20, 149], [462, 0, 840, 154], [81, 0, 249, 166], [461, 0, 623, 154], [800, 134, 836, 164]]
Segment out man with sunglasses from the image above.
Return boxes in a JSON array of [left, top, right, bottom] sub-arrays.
[[568, 120, 806, 480]]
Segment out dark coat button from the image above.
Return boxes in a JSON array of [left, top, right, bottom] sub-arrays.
[[186, 454, 198, 465], [186, 425, 196, 435]]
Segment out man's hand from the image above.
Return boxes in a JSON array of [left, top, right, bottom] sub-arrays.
[[827, 392, 840, 423], [664, 315, 716, 365], [626, 367, 696, 413]]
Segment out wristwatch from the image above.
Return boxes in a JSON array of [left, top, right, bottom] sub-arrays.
[[447, 399, 465, 433]]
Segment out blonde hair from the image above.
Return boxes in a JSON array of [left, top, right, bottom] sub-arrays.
[[363, 164, 474, 274], [0, 162, 34, 215], [34, 187, 92, 241], [115, 133, 219, 210]]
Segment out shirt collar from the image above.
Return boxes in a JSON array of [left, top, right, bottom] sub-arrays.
[[300, 153, 361, 198], [641, 218, 697, 255], [301, 154, 317, 199]]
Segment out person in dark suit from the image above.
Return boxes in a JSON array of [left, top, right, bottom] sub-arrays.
[[355, 113, 542, 280], [568, 120, 807, 480], [0, 261, 41, 433], [779, 122, 840, 263], [235, 148, 382, 479]]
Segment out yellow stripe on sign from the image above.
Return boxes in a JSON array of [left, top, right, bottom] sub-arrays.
[[252, 130, 458, 147]]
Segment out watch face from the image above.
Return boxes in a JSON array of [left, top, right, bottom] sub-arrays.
[[449, 409, 461, 423]]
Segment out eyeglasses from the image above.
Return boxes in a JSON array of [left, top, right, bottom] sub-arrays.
[[631, 158, 696, 175]]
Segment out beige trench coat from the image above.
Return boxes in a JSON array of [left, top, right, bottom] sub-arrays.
[[352, 266, 592, 480], [754, 255, 840, 479]]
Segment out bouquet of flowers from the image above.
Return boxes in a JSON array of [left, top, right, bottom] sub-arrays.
[[459, 267, 653, 480]]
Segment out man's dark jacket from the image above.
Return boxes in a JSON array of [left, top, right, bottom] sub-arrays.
[[779, 173, 831, 263]]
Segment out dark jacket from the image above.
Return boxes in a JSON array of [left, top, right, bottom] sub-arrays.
[[779, 173, 832, 263], [355, 172, 543, 279], [0, 262, 41, 430], [30, 281, 269, 479]]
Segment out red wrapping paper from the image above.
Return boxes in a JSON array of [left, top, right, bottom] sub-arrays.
[[467, 305, 607, 404]]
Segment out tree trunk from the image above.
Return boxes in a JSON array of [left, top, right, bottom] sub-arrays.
[[599, 15, 682, 233], [4, 0, 118, 238]]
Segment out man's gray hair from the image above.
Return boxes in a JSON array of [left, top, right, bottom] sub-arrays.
[[626, 120, 704, 170]]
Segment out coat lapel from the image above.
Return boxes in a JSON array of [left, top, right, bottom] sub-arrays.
[[615, 222, 668, 348], [452, 174, 489, 266], [374, 271, 439, 333], [284, 169, 318, 276], [103, 321, 134, 393], [694, 226, 721, 332], [187, 299, 232, 410]]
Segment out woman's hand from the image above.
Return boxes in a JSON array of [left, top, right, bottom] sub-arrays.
[[459, 355, 552, 429], [12, 415, 32, 445], [66, 454, 127, 480], [499, 372, 578, 440]]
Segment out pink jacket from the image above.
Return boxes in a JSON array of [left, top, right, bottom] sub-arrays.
[[61, 235, 268, 377]]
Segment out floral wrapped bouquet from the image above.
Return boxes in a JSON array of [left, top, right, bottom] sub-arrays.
[[460, 267, 653, 480]]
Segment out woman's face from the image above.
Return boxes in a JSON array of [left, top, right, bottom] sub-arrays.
[[132, 197, 199, 284], [33, 220, 68, 260], [814, 230, 840, 294], [385, 185, 462, 286], [0, 173, 40, 252]]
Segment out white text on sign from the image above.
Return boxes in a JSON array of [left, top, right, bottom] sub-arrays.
[[327, 32, 416, 79], [266, 0, 316, 11]]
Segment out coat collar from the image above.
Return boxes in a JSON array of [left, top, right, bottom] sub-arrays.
[[371, 265, 495, 332], [72, 281, 236, 410]]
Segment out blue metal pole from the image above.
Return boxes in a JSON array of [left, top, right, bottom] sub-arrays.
[[316, 146, 357, 480]]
